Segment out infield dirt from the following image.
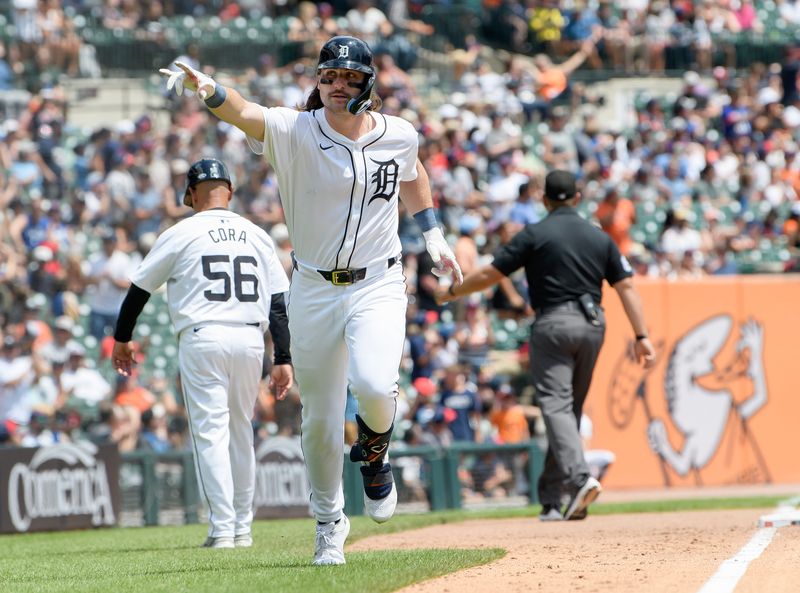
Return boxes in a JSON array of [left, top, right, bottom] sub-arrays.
[[349, 507, 800, 593]]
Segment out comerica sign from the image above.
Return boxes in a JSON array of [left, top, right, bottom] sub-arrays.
[[253, 436, 311, 519], [1, 442, 121, 533]]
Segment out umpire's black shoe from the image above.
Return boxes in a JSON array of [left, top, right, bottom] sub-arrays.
[[538, 505, 563, 521], [564, 477, 601, 520]]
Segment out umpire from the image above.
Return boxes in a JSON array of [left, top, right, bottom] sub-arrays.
[[436, 169, 656, 520]]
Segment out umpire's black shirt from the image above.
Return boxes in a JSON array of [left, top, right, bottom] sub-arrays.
[[491, 207, 632, 310]]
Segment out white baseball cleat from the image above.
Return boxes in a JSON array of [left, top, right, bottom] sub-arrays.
[[360, 462, 397, 523], [364, 480, 397, 524], [201, 536, 235, 549], [564, 477, 602, 520], [234, 533, 253, 548], [313, 514, 350, 566]]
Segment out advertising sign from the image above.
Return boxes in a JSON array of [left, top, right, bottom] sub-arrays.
[[0, 442, 121, 533]]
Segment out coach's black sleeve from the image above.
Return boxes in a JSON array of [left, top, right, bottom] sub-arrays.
[[269, 292, 291, 365], [113, 284, 152, 342]]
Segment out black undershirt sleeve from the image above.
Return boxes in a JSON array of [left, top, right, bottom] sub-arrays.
[[113, 284, 152, 342], [269, 292, 291, 365]]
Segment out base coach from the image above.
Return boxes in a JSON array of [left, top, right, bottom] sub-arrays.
[[436, 169, 656, 520]]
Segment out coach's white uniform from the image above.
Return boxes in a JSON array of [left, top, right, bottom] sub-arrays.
[[130, 209, 289, 538], [247, 107, 415, 522]]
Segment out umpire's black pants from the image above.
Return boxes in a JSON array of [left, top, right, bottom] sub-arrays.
[[529, 304, 605, 507]]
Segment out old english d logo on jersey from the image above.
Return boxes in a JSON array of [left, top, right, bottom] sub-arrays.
[[368, 158, 399, 204]]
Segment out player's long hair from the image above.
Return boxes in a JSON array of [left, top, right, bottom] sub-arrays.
[[299, 87, 382, 112]]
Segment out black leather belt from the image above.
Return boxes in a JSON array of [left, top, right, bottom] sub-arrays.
[[317, 256, 399, 286], [534, 300, 581, 317]]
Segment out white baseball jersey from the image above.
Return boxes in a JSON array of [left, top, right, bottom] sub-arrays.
[[130, 209, 290, 334], [245, 107, 418, 270]]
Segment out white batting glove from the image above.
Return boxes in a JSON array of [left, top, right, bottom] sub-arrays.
[[423, 227, 463, 285], [159, 61, 217, 100]]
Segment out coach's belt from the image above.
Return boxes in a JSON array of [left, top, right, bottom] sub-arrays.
[[317, 256, 400, 286]]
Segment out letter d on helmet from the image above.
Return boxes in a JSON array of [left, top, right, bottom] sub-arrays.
[[183, 158, 231, 206], [317, 35, 375, 116]]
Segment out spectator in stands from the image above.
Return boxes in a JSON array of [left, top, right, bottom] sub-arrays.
[[114, 373, 157, 416], [660, 208, 702, 260], [346, 0, 393, 48], [528, 0, 565, 53], [454, 301, 495, 370], [541, 107, 579, 172], [138, 403, 171, 452], [58, 342, 112, 416], [515, 35, 599, 121], [560, 0, 603, 69], [643, 0, 674, 73], [508, 180, 542, 226], [20, 410, 57, 447], [489, 383, 530, 445], [0, 334, 35, 428], [85, 228, 134, 340], [288, 2, 325, 58], [595, 184, 637, 256], [375, 52, 417, 106], [438, 364, 481, 442], [489, 382, 532, 494], [38, 315, 73, 367], [0, 419, 22, 447], [0, 42, 17, 90]]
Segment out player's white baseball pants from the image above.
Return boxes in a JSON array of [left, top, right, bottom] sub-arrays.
[[288, 261, 406, 523], [179, 322, 264, 538]]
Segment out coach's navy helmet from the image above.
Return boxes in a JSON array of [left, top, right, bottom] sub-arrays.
[[317, 35, 375, 116], [183, 158, 231, 206]]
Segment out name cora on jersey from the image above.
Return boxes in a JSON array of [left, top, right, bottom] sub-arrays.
[[208, 227, 248, 244]]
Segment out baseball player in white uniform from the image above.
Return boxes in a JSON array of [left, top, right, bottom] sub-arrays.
[[161, 35, 463, 565], [111, 158, 293, 549]]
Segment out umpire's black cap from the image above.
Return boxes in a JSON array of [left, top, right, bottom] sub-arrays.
[[544, 170, 577, 201]]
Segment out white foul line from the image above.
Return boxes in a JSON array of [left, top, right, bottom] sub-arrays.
[[695, 527, 776, 593]]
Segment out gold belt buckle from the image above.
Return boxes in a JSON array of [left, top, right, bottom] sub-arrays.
[[330, 269, 354, 286]]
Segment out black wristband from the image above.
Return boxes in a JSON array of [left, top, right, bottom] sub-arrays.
[[635, 334, 648, 341], [204, 85, 227, 108]]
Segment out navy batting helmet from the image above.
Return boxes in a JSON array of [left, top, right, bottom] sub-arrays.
[[317, 35, 375, 116], [183, 158, 231, 206]]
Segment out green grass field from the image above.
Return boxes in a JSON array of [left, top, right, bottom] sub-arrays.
[[1, 496, 785, 593]]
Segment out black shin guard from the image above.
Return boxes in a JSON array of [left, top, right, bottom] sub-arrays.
[[349, 414, 393, 467]]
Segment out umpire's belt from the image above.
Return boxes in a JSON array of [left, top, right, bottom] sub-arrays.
[[534, 300, 581, 317], [317, 256, 400, 286]]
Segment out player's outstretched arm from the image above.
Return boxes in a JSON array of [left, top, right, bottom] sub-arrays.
[[159, 62, 265, 141], [434, 264, 504, 305], [400, 160, 464, 285]]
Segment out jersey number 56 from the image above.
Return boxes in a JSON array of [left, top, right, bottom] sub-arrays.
[[201, 255, 259, 302]]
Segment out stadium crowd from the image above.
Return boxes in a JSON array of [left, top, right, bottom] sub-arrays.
[[1, 0, 799, 504]]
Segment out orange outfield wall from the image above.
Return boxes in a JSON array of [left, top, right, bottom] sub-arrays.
[[587, 275, 800, 489]]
